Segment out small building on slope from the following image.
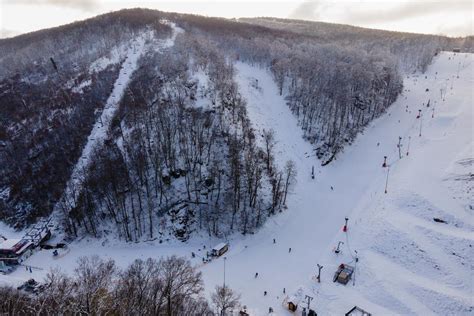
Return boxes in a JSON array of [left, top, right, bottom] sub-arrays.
[[0, 238, 34, 264]]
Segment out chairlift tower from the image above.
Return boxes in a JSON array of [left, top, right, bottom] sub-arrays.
[[397, 137, 402, 159], [353, 250, 359, 286], [305, 294, 313, 311], [316, 264, 323, 283]]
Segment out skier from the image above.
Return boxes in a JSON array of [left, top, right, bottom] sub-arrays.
[[283, 288, 286, 294], [255, 272, 259, 278], [289, 247, 292, 253], [311, 166, 315, 179], [330, 186, 334, 191], [264, 291, 267, 296], [273, 238, 276, 244]]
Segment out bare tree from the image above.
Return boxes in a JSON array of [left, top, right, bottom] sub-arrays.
[[158, 256, 203, 316], [283, 160, 297, 206], [74, 256, 116, 314], [262, 129, 276, 173], [211, 285, 241, 316]]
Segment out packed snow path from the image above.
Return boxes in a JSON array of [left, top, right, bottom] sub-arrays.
[[53, 23, 182, 218]]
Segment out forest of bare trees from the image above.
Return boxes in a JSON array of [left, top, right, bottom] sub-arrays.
[[0, 255, 223, 315], [0, 10, 172, 227], [63, 30, 295, 240], [0, 8, 467, 237]]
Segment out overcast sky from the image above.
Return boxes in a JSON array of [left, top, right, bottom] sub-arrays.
[[0, 0, 472, 38]]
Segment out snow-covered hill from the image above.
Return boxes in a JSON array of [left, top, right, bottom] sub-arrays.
[[207, 51, 472, 315], [1, 51, 472, 315]]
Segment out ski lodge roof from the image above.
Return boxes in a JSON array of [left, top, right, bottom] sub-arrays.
[[0, 238, 20, 249], [0, 238, 33, 255], [23, 218, 52, 246]]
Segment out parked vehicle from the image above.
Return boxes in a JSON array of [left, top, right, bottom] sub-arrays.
[[17, 279, 46, 294], [211, 243, 228, 257]]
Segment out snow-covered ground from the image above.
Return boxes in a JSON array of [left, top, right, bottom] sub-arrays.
[[216, 52, 473, 315], [1, 52, 472, 315]]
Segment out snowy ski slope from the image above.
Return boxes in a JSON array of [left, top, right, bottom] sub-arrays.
[[1, 52, 472, 315], [52, 22, 182, 218], [199, 52, 473, 315]]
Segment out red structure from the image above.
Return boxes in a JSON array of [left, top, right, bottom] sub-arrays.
[[0, 238, 34, 263]]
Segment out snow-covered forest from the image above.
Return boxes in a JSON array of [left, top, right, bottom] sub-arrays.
[[0, 255, 214, 315], [0, 9, 468, 239], [0, 10, 173, 227]]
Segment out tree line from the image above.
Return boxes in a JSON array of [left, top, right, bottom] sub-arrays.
[[0, 255, 241, 315]]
